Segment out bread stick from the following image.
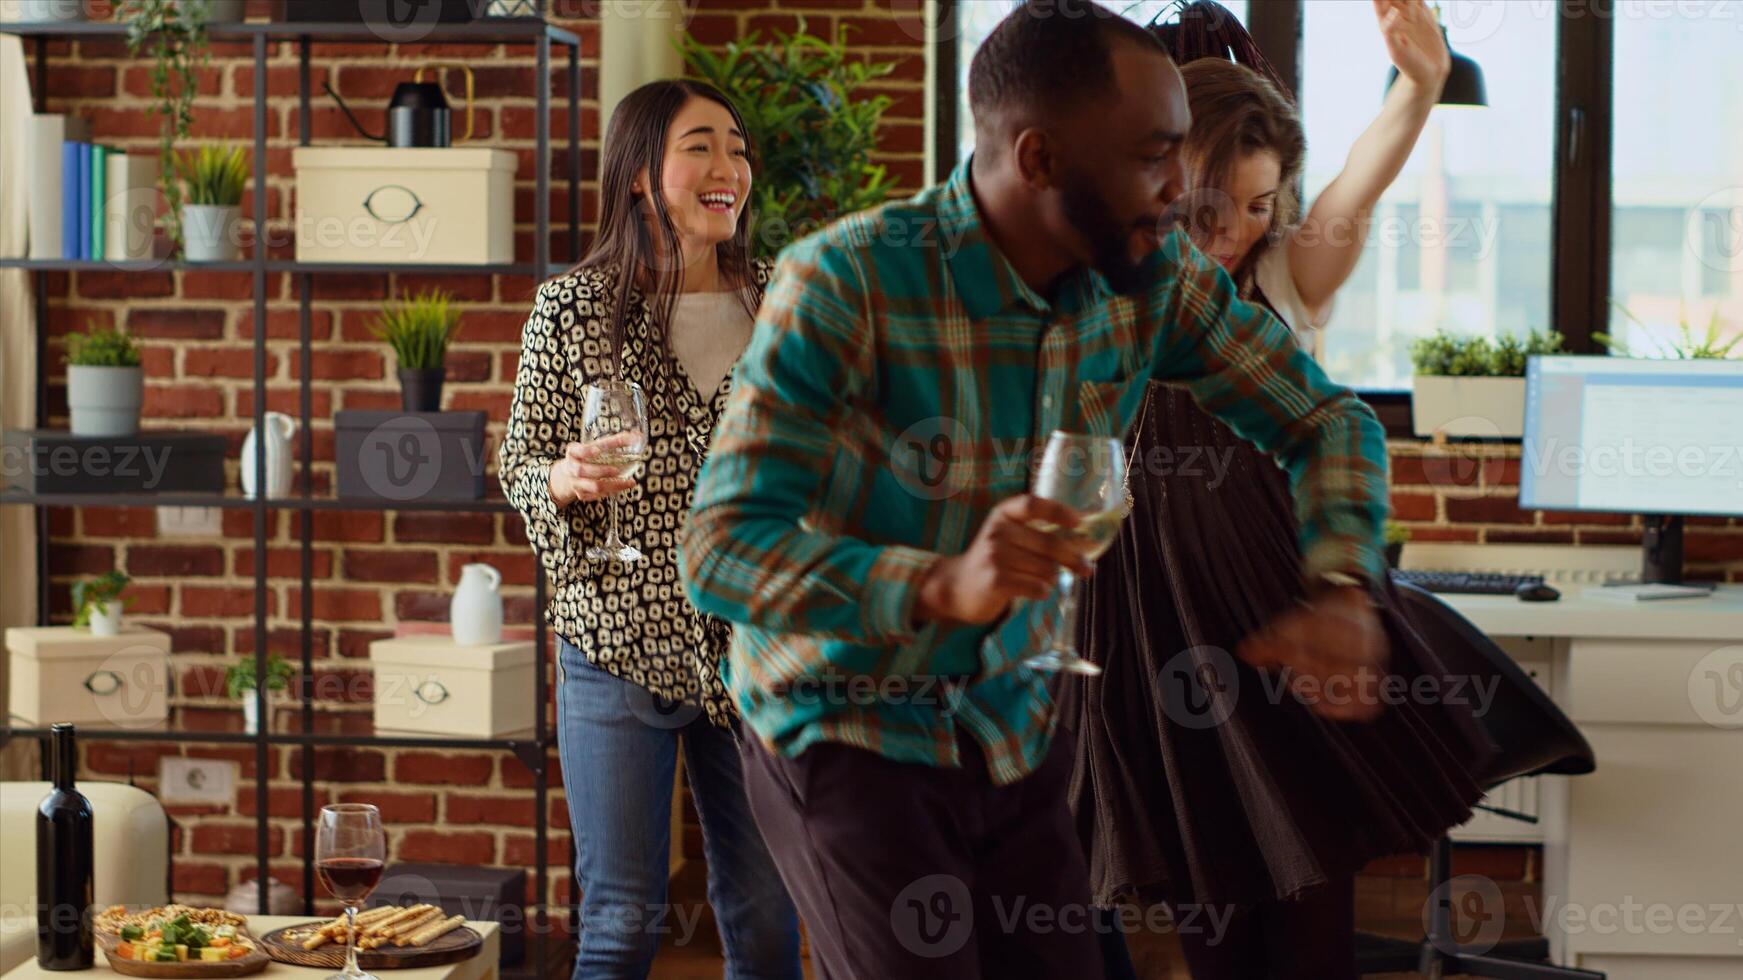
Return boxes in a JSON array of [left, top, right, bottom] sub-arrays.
[[385, 908, 442, 941], [406, 915, 464, 947]]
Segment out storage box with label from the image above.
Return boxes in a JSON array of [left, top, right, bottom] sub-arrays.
[[293, 147, 516, 265], [6, 626, 170, 727], [370, 636, 533, 737]]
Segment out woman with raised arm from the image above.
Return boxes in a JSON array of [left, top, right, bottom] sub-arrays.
[[498, 79, 800, 980], [1068, 3, 1493, 978]]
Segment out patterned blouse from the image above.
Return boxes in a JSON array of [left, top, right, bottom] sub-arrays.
[[499, 259, 773, 728]]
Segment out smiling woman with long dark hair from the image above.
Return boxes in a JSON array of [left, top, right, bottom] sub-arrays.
[[498, 79, 800, 980]]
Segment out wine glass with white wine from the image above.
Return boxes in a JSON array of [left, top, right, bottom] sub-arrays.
[[581, 379, 651, 564], [1023, 430, 1127, 675]]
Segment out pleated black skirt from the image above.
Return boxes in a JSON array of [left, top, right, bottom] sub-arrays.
[[1059, 382, 1495, 909]]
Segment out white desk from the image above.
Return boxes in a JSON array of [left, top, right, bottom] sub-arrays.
[[1441, 585, 1743, 980], [0, 918, 499, 980]]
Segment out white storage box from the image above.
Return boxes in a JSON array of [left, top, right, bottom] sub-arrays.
[[370, 636, 534, 737], [293, 147, 517, 265], [1411, 376, 1527, 438], [5, 626, 170, 728]]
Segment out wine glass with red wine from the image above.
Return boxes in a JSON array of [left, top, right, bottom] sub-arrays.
[[315, 803, 385, 980]]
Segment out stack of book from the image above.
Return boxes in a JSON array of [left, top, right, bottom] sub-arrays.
[[25, 113, 159, 262]]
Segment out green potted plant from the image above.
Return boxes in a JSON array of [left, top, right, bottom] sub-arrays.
[[371, 289, 462, 412], [1596, 304, 1742, 360], [1409, 328, 1565, 438], [178, 142, 249, 262], [680, 21, 899, 257], [226, 652, 296, 734], [65, 321, 145, 437], [72, 571, 131, 637], [124, 1, 239, 256], [1384, 519, 1411, 569]]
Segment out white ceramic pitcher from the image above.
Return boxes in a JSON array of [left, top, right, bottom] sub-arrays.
[[240, 411, 295, 499], [451, 563, 503, 646]]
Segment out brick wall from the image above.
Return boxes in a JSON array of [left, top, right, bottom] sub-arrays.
[[29, 0, 1741, 934], [28, 0, 925, 915]]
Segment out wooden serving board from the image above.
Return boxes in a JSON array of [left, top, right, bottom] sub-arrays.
[[98, 934, 270, 979], [257, 922, 482, 970]]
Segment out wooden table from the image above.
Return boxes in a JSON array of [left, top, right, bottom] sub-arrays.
[[2, 918, 499, 980]]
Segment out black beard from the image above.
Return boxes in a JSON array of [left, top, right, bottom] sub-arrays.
[[1059, 170, 1149, 295]]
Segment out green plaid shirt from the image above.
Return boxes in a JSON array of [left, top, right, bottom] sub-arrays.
[[681, 161, 1389, 785]]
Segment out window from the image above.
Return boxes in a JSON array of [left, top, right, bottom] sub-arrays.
[[1302, 0, 1558, 389], [1607, 3, 1743, 358], [954, 1, 1249, 166]]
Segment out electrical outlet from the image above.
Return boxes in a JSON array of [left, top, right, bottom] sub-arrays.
[[158, 506, 221, 538], [159, 757, 238, 806]]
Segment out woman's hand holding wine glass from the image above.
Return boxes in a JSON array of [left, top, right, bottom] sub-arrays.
[[580, 380, 652, 564], [549, 430, 647, 506], [315, 803, 386, 980]]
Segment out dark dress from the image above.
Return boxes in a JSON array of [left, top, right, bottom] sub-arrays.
[[1059, 380, 1496, 910]]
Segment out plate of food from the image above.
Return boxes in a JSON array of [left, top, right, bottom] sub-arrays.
[[93, 905, 268, 978], [257, 904, 481, 970]]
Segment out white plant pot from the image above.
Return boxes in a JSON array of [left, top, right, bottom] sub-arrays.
[[88, 600, 123, 638], [1411, 376, 1526, 439], [16, 1, 88, 22], [182, 204, 241, 262], [67, 364, 144, 437]]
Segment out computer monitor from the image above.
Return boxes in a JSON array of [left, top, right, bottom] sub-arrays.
[[1520, 355, 1743, 584]]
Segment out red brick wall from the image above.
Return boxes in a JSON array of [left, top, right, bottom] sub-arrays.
[[28, 0, 925, 916], [31, 0, 1741, 929]]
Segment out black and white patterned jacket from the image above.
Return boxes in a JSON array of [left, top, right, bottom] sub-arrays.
[[498, 259, 772, 728]]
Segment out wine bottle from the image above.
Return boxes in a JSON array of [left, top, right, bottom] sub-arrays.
[[36, 723, 94, 970]]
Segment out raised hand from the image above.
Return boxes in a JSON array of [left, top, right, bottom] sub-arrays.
[[1375, 0, 1452, 94]]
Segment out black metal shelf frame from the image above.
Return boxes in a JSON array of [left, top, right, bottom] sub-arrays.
[[4, 19, 586, 954]]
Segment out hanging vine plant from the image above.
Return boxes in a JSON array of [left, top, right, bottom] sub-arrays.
[[123, 0, 218, 257]]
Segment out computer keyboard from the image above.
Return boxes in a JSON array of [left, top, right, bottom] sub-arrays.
[[1392, 569, 1547, 595]]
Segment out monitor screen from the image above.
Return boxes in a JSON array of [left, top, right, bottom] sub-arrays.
[[1520, 356, 1743, 518]]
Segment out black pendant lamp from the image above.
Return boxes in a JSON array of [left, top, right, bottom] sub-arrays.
[[1386, 5, 1487, 107]]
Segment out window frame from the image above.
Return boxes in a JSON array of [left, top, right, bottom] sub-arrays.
[[932, 0, 1618, 438]]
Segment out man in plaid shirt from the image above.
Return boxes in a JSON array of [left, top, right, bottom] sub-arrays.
[[681, 3, 1389, 976]]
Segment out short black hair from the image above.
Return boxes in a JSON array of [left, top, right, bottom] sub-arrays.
[[968, 0, 1169, 136]]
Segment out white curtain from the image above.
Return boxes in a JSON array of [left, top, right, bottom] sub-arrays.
[[1, 25, 42, 779]]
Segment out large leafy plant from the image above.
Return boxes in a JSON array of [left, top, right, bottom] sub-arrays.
[[371, 289, 462, 371], [680, 21, 899, 258], [124, 0, 220, 255]]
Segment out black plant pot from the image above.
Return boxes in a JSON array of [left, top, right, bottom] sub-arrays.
[[399, 368, 446, 413], [1385, 542, 1404, 569]]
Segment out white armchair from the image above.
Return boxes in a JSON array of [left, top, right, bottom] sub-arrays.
[[0, 780, 169, 973]]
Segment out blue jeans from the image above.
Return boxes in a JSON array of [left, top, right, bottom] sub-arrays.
[[555, 637, 802, 980]]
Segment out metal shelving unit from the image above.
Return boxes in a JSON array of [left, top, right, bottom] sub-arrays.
[[1, 14, 585, 978]]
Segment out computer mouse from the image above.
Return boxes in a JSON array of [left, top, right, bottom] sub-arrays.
[[1515, 581, 1561, 602]]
